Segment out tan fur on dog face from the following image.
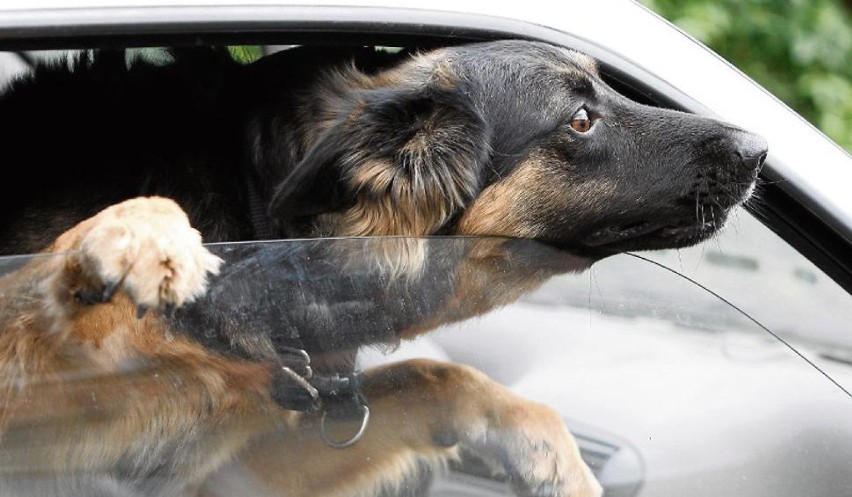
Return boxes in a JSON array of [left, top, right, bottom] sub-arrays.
[[456, 149, 618, 239]]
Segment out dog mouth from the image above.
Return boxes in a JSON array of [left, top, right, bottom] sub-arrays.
[[579, 177, 759, 254], [582, 212, 728, 253]]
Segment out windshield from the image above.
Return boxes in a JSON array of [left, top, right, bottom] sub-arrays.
[[1, 236, 850, 497]]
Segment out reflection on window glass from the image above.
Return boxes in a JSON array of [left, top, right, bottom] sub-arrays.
[[2, 234, 851, 497], [641, 209, 852, 388]]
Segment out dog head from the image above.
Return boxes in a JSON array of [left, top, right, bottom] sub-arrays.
[[269, 40, 767, 255]]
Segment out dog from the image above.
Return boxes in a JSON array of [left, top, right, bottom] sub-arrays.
[[0, 40, 767, 497]]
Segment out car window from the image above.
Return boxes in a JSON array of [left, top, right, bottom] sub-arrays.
[[2, 235, 851, 497], [640, 210, 852, 391], [1, 39, 851, 497]]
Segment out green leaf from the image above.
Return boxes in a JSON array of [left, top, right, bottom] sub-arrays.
[[227, 46, 263, 64]]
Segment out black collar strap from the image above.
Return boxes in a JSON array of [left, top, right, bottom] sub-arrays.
[[245, 171, 274, 240], [269, 347, 370, 448]]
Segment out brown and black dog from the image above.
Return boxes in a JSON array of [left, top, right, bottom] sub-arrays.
[[0, 40, 766, 496]]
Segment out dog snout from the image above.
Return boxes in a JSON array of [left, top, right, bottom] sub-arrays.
[[733, 130, 768, 172]]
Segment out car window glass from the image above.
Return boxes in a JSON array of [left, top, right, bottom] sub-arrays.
[[640, 209, 852, 391], [2, 236, 851, 497]]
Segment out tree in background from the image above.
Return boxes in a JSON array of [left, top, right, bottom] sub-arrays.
[[641, 0, 851, 152]]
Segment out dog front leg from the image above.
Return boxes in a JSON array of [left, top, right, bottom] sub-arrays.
[[207, 358, 601, 497]]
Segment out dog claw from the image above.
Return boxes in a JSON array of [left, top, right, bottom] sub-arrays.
[[74, 288, 99, 305], [74, 280, 121, 305], [101, 280, 119, 301], [136, 305, 148, 319], [74, 286, 106, 305]]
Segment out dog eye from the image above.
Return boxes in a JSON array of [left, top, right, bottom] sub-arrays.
[[569, 108, 592, 133]]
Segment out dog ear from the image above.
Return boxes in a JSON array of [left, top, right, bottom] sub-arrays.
[[270, 86, 491, 236]]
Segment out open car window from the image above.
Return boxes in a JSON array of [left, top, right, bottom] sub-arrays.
[[2, 235, 851, 497], [0, 22, 848, 495]]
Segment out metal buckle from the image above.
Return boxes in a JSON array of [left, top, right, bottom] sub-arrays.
[[320, 400, 370, 449], [270, 348, 370, 449]]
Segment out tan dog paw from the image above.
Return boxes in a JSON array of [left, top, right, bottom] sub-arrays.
[[361, 359, 603, 497], [54, 196, 223, 315], [480, 404, 603, 497]]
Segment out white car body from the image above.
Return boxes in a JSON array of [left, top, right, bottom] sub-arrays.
[[1, 2, 851, 496]]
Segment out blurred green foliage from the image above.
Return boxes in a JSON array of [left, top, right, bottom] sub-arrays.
[[641, 0, 852, 152], [227, 45, 263, 64]]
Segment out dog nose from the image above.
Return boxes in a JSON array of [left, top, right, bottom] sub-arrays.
[[734, 131, 768, 170]]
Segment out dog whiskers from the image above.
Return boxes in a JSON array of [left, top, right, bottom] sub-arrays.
[[695, 191, 701, 228], [755, 177, 788, 187]]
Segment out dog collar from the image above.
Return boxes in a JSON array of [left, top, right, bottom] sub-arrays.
[[245, 171, 274, 240], [270, 347, 370, 449]]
